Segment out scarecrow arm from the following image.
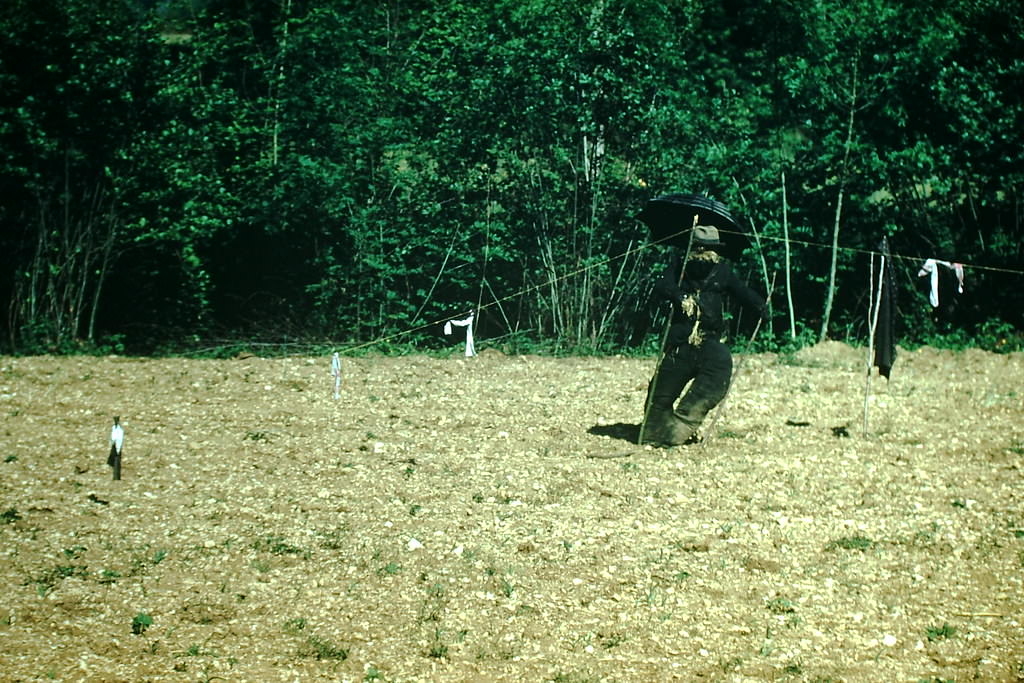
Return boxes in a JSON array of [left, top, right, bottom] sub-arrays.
[[724, 269, 768, 319]]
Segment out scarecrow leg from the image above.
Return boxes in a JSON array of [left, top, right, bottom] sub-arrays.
[[639, 215, 698, 446]]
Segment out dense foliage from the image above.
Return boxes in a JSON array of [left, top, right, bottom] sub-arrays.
[[2, 0, 1022, 355]]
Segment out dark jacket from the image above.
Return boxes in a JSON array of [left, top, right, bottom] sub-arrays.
[[654, 252, 766, 351]]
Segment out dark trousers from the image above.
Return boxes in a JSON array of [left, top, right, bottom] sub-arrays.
[[647, 339, 733, 426]]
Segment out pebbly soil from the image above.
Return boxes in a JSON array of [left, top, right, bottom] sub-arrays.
[[0, 343, 1022, 682]]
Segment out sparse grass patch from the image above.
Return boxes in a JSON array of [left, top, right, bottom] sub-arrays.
[[30, 564, 88, 596], [284, 618, 348, 661], [826, 535, 873, 551], [317, 524, 349, 550]]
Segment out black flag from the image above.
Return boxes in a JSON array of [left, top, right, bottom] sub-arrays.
[[873, 237, 896, 379]]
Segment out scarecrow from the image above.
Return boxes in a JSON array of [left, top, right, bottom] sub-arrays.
[[637, 194, 768, 447]]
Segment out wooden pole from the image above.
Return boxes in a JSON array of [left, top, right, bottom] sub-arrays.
[[782, 171, 796, 340], [863, 252, 885, 436]]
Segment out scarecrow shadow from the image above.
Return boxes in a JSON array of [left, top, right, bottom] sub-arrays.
[[587, 422, 640, 445]]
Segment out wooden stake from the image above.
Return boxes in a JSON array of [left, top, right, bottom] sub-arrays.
[[864, 252, 885, 436]]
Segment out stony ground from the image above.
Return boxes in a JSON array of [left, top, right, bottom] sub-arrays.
[[0, 342, 1022, 682]]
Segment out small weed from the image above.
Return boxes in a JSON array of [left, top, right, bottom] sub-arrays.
[[364, 666, 384, 681], [598, 632, 626, 649], [1, 507, 21, 524], [132, 612, 153, 635], [98, 569, 122, 584], [767, 597, 796, 614], [4, 454, 17, 463], [285, 618, 348, 661], [318, 525, 349, 550], [826, 535, 873, 551], [244, 431, 269, 442], [51, 565, 86, 580], [427, 642, 449, 659], [951, 499, 967, 509], [719, 656, 743, 673], [500, 577, 515, 598], [782, 662, 803, 675], [252, 535, 306, 557], [183, 644, 205, 657], [552, 673, 594, 683], [409, 504, 422, 516], [151, 549, 168, 564], [926, 622, 956, 642], [283, 617, 307, 634], [620, 461, 639, 473], [305, 635, 348, 661], [379, 561, 401, 576]]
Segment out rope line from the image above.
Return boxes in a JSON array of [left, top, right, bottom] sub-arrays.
[[342, 222, 1023, 354], [712, 225, 1024, 275]]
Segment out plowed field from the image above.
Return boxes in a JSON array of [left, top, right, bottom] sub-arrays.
[[1, 343, 1022, 681]]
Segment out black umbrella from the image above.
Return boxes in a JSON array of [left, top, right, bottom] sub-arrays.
[[637, 193, 747, 254]]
